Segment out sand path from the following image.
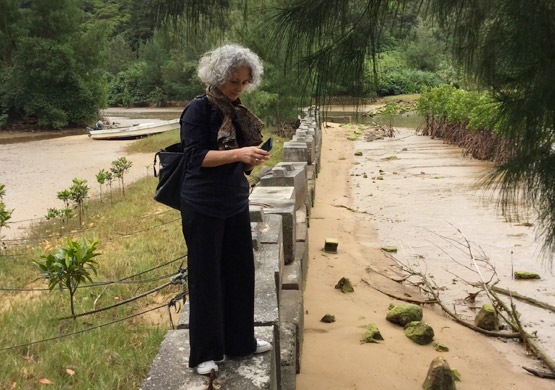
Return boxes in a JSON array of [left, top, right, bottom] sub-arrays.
[[296, 122, 555, 389]]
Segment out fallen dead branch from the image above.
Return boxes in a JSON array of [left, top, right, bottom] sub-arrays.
[[378, 227, 555, 376], [491, 285, 555, 314], [331, 204, 372, 214], [360, 278, 436, 305], [523, 366, 555, 379]]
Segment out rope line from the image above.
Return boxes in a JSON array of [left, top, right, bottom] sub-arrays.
[[0, 255, 187, 292], [56, 266, 187, 321], [56, 281, 173, 321], [0, 267, 189, 352], [0, 304, 167, 352]]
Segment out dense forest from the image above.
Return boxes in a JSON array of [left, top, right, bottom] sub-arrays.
[[0, 0, 453, 129]]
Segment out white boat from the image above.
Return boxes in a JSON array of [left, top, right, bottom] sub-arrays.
[[88, 118, 180, 140]]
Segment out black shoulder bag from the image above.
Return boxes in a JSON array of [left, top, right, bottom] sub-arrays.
[[153, 142, 184, 210]]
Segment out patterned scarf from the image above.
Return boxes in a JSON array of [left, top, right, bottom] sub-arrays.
[[206, 85, 263, 150]]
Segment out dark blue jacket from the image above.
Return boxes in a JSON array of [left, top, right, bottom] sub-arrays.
[[179, 95, 250, 218]]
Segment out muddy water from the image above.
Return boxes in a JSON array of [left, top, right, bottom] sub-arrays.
[[0, 107, 183, 242], [349, 127, 555, 366]]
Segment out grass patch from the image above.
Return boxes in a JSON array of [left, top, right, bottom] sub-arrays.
[[0, 126, 287, 389]]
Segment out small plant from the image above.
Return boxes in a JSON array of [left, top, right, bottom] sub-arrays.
[[34, 238, 100, 317], [0, 184, 13, 250], [111, 157, 133, 196], [69, 178, 89, 225], [105, 170, 115, 204], [96, 169, 110, 202], [53, 179, 90, 226]]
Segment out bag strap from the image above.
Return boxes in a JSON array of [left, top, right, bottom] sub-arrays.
[[153, 151, 160, 177]]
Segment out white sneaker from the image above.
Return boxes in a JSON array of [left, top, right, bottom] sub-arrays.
[[196, 360, 218, 375], [255, 339, 271, 354]]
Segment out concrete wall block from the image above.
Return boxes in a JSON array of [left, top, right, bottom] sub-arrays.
[[250, 186, 296, 206], [307, 166, 316, 207], [279, 290, 304, 374], [282, 257, 301, 290], [296, 241, 309, 287], [295, 207, 307, 243], [254, 254, 280, 326], [292, 134, 315, 164], [279, 322, 297, 390], [282, 141, 310, 165], [258, 163, 308, 212]]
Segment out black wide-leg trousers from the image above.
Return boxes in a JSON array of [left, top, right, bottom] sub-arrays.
[[181, 204, 256, 368]]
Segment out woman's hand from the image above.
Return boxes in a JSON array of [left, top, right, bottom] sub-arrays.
[[202, 146, 270, 168], [239, 146, 270, 166]]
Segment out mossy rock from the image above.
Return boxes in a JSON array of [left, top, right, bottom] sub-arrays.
[[335, 277, 354, 293], [434, 342, 450, 352], [321, 314, 336, 323], [474, 304, 499, 331], [381, 246, 397, 253], [360, 323, 384, 344], [514, 270, 541, 280], [354, 151, 363, 156], [422, 357, 456, 390], [386, 303, 423, 326], [404, 321, 434, 345]]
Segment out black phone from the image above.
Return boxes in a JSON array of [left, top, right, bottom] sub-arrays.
[[260, 137, 273, 152]]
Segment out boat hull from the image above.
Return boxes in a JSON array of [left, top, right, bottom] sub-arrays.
[[89, 119, 180, 140]]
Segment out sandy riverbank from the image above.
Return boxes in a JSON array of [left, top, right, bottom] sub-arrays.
[[296, 122, 555, 389]]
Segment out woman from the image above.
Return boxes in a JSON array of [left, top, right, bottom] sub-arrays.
[[179, 44, 271, 375]]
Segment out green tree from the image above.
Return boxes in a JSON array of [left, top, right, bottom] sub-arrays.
[[34, 238, 100, 316], [425, 0, 555, 257], [0, 0, 107, 127]]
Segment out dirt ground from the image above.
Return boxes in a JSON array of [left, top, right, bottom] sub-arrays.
[[1, 110, 554, 389], [296, 122, 555, 390]]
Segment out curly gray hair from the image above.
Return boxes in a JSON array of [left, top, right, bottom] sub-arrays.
[[197, 44, 263, 92]]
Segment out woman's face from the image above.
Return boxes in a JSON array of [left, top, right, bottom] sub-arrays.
[[219, 65, 250, 101]]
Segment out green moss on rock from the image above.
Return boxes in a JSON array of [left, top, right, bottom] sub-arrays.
[[404, 321, 434, 345], [434, 342, 450, 352], [386, 303, 423, 326], [334, 277, 354, 293], [514, 270, 541, 280], [360, 323, 384, 344]]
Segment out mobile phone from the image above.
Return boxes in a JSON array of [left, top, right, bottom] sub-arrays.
[[260, 137, 273, 152]]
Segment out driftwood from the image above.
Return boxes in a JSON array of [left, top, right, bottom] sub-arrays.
[[360, 278, 436, 305], [491, 285, 555, 314], [523, 366, 555, 379]]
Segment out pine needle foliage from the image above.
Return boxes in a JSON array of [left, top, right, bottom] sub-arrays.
[[270, 0, 407, 104], [426, 0, 555, 259]]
